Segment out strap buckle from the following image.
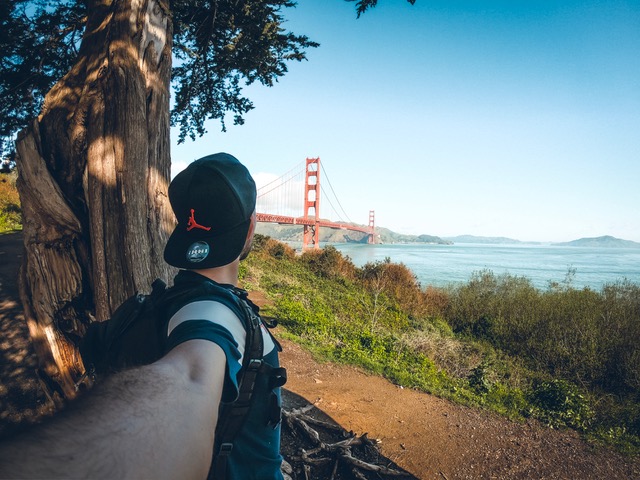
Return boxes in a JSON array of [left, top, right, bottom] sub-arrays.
[[248, 358, 263, 371], [218, 442, 233, 457]]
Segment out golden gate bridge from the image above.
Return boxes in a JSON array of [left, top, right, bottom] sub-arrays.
[[256, 158, 375, 250]]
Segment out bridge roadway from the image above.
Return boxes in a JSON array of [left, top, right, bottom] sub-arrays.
[[256, 213, 372, 235]]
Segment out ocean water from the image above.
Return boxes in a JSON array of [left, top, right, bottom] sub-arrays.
[[326, 243, 640, 290]]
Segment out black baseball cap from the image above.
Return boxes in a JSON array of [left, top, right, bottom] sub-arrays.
[[164, 153, 257, 269]]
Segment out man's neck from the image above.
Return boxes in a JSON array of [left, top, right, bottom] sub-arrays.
[[192, 261, 240, 286]]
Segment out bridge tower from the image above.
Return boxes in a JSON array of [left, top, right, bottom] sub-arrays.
[[368, 210, 376, 244], [303, 157, 320, 250]]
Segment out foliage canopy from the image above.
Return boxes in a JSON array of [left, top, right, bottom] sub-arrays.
[[0, 0, 320, 155], [0, 0, 422, 156], [346, 0, 416, 18], [0, 0, 84, 155]]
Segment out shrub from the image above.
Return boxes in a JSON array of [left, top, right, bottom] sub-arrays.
[[443, 269, 501, 339], [527, 379, 593, 430], [357, 259, 429, 319], [251, 233, 270, 252], [252, 234, 296, 260], [443, 271, 640, 399], [300, 245, 356, 280], [468, 361, 492, 395], [423, 286, 449, 318], [486, 383, 528, 416], [399, 328, 482, 380], [599, 280, 640, 393], [0, 172, 22, 232], [275, 297, 321, 336]]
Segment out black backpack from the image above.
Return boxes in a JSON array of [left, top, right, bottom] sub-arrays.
[[78, 277, 286, 480], [79, 279, 170, 373]]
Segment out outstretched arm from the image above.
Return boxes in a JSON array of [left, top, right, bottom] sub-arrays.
[[0, 339, 225, 480]]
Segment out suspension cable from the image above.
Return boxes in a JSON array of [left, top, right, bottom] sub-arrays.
[[257, 162, 305, 198], [320, 161, 354, 224]]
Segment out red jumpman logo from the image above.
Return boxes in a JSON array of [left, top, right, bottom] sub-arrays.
[[187, 209, 211, 232]]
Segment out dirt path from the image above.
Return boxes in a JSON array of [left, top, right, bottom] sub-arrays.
[[280, 339, 639, 479], [0, 233, 55, 436], [1, 231, 639, 479]]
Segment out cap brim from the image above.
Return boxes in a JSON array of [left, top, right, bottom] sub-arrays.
[[164, 218, 251, 269]]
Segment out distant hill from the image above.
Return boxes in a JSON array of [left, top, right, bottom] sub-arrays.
[[254, 222, 451, 245], [375, 227, 451, 245], [444, 235, 526, 245], [255, 225, 640, 249], [554, 235, 640, 248]]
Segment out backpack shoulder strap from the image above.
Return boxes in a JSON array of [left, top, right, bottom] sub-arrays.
[[210, 288, 265, 480]]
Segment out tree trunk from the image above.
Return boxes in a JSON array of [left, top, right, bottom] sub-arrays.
[[15, 0, 175, 400]]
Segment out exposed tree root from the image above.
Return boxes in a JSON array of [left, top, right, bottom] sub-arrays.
[[282, 403, 414, 479]]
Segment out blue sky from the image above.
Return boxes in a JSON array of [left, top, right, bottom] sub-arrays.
[[171, 0, 640, 243]]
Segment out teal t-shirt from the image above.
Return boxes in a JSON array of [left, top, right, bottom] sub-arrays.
[[165, 270, 284, 480]]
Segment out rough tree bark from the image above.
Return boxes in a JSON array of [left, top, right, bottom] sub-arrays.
[[15, 0, 175, 400]]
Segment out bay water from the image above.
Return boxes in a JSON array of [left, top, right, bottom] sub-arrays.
[[325, 242, 640, 290]]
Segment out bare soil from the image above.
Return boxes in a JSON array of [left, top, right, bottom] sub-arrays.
[[280, 339, 639, 479], [1, 231, 639, 479]]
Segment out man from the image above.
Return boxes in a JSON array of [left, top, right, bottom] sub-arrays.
[[161, 152, 285, 479], [0, 153, 284, 479]]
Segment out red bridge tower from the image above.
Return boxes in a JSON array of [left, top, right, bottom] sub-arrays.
[[368, 210, 376, 244], [303, 157, 320, 250]]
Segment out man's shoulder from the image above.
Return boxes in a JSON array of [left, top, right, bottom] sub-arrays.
[[167, 300, 243, 338]]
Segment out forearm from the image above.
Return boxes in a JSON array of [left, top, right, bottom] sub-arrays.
[[0, 340, 225, 480]]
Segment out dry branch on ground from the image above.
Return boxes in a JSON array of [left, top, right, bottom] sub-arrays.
[[281, 398, 416, 480]]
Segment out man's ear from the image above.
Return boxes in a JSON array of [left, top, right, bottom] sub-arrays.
[[246, 212, 257, 240], [238, 213, 257, 262]]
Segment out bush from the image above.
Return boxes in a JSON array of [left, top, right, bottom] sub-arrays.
[[0, 172, 22, 232], [399, 328, 482, 380], [423, 286, 450, 318], [442, 271, 640, 399], [443, 269, 502, 339], [252, 234, 296, 259], [357, 258, 430, 319], [300, 245, 356, 281], [599, 280, 640, 393], [527, 379, 593, 430], [468, 361, 492, 395]]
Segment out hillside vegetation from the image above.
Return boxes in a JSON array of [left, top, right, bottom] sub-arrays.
[[0, 171, 21, 233], [242, 236, 640, 454], [3, 175, 638, 453]]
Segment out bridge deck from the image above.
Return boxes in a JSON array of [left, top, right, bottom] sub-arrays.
[[256, 213, 372, 235]]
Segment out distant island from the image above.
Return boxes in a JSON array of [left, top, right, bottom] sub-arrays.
[[443, 235, 528, 245], [553, 235, 640, 248], [444, 234, 640, 248]]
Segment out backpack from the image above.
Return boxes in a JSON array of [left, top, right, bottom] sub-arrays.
[[78, 277, 286, 480], [79, 279, 169, 373]]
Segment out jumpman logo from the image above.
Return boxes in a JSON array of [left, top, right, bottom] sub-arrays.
[[187, 209, 211, 232]]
